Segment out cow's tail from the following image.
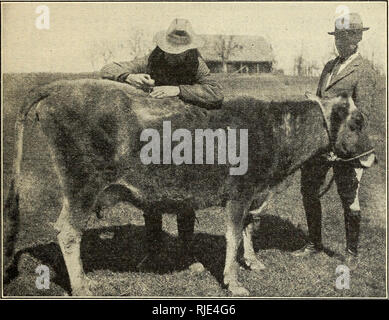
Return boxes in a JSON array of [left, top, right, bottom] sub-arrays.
[[4, 86, 50, 271]]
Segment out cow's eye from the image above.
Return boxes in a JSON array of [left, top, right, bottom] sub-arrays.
[[348, 121, 357, 131]]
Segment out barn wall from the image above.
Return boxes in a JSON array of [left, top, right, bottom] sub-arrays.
[[257, 62, 273, 73], [206, 61, 273, 74]]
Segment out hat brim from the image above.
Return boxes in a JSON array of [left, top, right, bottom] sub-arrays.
[[153, 30, 204, 54], [328, 27, 369, 35]]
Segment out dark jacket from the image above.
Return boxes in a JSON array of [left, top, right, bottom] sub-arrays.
[[100, 55, 224, 109], [317, 54, 376, 123], [317, 53, 377, 166]]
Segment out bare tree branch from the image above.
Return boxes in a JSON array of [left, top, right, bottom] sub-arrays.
[[86, 28, 152, 70], [213, 35, 242, 73]]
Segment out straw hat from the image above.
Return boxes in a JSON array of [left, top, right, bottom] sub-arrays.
[[153, 18, 204, 54], [328, 12, 369, 35]]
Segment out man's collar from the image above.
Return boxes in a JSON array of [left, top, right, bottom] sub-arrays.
[[325, 52, 362, 89], [337, 51, 360, 65]]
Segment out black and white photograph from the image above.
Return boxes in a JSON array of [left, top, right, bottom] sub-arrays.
[[1, 1, 387, 299]]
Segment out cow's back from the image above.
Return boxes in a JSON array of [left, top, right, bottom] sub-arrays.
[[36, 79, 237, 209]]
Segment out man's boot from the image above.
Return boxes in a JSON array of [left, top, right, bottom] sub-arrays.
[[292, 198, 323, 257], [177, 209, 203, 271], [344, 210, 361, 270]]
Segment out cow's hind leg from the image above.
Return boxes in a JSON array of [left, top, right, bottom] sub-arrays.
[[242, 214, 265, 272], [54, 197, 92, 296], [223, 200, 250, 296], [242, 192, 272, 272]]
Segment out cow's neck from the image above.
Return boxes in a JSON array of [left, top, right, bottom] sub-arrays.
[[269, 101, 330, 183]]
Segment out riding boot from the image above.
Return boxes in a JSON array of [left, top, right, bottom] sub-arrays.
[[304, 197, 323, 250], [292, 197, 323, 257], [137, 212, 163, 271], [344, 210, 350, 251], [177, 209, 196, 268], [144, 212, 163, 256], [345, 210, 361, 256]]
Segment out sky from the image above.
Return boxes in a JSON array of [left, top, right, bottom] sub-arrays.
[[2, 2, 387, 74]]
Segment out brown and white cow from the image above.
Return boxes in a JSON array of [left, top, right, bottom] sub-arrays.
[[4, 79, 373, 296]]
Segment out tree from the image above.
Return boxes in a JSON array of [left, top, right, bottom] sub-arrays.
[[86, 39, 117, 70], [86, 28, 152, 70], [213, 35, 243, 73], [118, 28, 152, 61], [294, 54, 304, 76]]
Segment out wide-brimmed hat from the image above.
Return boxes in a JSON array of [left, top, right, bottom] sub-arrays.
[[328, 12, 369, 35], [153, 18, 204, 54]]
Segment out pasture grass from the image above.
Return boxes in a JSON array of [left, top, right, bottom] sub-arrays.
[[2, 72, 386, 297]]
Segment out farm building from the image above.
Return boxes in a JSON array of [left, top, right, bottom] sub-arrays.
[[199, 34, 274, 74]]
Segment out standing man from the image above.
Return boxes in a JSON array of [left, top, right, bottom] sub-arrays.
[[292, 12, 376, 266]]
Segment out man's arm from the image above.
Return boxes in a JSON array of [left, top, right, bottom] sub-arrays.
[[178, 58, 224, 109], [100, 56, 149, 82]]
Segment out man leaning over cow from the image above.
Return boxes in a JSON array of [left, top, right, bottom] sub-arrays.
[[100, 18, 224, 269], [292, 13, 377, 268]]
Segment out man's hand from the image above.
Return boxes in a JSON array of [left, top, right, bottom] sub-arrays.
[[125, 74, 155, 88], [150, 86, 180, 98]]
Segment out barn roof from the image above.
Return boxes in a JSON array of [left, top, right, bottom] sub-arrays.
[[199, 34, 274, 63]]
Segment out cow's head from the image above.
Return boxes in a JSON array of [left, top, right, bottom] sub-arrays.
[[306, 93, 374, 159]]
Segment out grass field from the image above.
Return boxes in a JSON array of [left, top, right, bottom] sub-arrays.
[[2, 72, 387, 297]]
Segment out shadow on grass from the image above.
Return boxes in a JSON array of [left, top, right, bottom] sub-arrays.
[[253, 214, 306, 252], [253, 214, 338, 259], [6, 214, 310, 294], [194, 214, 307, 284], [7, 224, 206, 294]]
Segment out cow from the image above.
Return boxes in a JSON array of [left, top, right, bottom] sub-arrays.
[[4, 79, 373, 296]]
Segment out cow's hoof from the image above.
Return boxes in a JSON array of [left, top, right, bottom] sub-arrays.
[[71, 276, 95, 296], [189, 262, 205, 273], [244, 257, 266, 272], [228, 282, 250, 296], [72, 285, 93, 296]]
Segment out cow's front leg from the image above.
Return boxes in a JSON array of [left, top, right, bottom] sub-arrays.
[[55, 197, 92, 296], [242, 214, 265, 272], [223, 200, 250, 296]]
